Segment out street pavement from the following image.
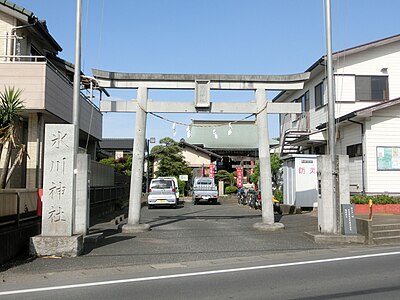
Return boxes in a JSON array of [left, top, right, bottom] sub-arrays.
[[0, 202, 375, 276], [1, 202, 400, 299]]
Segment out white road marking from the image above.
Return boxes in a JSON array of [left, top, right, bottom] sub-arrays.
[[1, 250, 400, 296]]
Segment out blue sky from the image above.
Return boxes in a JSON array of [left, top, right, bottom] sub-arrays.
[[15, 0, 400, 144]]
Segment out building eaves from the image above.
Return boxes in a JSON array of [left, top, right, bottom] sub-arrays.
[[316, 97, 400, 130], [99, 138, 134, 150], [179, 139, 222, 159], [0, 0, 34, 19], [0, 1, 62, 52]]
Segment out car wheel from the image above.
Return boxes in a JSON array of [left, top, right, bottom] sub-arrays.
[[148, 205, 153, 209]]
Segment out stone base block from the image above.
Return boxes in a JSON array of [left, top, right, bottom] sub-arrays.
[[253, 222, 285, 231], [304, 232, 365, 244], [30, 235, 83, 257], [122, 223, 151, 233]]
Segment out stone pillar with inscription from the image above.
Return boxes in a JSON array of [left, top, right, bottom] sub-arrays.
[[30, 124, 83, 257]]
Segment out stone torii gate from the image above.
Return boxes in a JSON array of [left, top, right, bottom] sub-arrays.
[[92, 70, 310, 232]]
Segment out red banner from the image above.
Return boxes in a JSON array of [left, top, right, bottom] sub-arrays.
[[236, 168, 243, 188], [250, 161, 254, 175], [209, 163, 215, 178]]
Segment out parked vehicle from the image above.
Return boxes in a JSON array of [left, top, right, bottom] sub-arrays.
[[147, 178, 177, 209], [192, 177, 218, 205], [247, 190, 281, 213], [237, 187, 247, 205], [157, 176, 180, 202]]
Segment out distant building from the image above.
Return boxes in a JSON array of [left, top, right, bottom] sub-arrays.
[[275, 34, 400, 195], [186, 120, 279, 182], [98, 138, 134, 159], [179, 139, 221, 177]]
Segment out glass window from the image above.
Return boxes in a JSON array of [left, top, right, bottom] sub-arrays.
[[347, 144, 362, 158], [315, 82, 324, 108], [355, 76, 388, 101], [304, 91, 310, 112]]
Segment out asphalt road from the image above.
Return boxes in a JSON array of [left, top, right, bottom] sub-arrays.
[[1, 249, 400, 299], [1, 202, 400, 299]]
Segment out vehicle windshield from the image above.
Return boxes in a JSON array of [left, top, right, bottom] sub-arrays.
[[151, 180, 173, 189], [197, 180, 213, 185]]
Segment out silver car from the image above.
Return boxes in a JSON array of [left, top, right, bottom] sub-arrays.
[[147, 178, 177, 209]]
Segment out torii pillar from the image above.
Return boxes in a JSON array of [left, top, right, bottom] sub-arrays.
[[123, 87, 150, 233], [253, 89, 284, 231]]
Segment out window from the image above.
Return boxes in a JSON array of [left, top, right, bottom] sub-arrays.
[[355, 76, 388, 101], [347, 143, 362, 158], [314, 82, 324, 108], [304, 90, 310, 112]]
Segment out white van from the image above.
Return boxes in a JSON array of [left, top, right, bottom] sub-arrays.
[[157, 177, 179, 201], [148, 178, 177, 209]]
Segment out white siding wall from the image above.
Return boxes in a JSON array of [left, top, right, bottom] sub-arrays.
[[279, 39, 400, 134], [365, 105, 400, 193], [336, 124, 363, 194], [0, 11, 15, 57], [0, 62, 46, 108], [335, 41, 400, 100], [0, 61, 102, 139]]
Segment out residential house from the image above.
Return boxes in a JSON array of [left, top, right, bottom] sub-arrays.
[[98, 138, 134, 159], [179, 138, 221, 177], [275, 34, 400, 195], [0, 0, 104, 188]]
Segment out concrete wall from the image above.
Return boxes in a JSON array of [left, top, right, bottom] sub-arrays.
[[90, 161, 114, 187]]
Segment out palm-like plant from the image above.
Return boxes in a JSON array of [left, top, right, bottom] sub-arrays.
[[0, 86, 25, 188]]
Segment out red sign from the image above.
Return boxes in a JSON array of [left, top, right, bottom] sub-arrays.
[[236, 168, 243, 188], [209, 163, 215, 178]]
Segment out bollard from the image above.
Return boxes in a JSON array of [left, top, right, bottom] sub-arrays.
[[368, 199, 373, 221]]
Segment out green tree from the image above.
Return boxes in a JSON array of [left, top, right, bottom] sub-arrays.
[[0, 87, 25, 188], [151, 137, 191, 178], [250, 153, 283, 189], [99, 155, 132, 175], [215, 170, 235, 186]]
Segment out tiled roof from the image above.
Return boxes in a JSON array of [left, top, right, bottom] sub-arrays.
[[99, 138, 134, 150], [186, 120, 278, 149]]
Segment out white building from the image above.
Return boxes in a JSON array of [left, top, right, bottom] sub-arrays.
[[275, 34, 400, 195], [0, 1, 105, 188]]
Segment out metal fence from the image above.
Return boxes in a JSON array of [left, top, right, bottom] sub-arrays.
[[0, 184, 130, 229], [0, 189, 38, 228]]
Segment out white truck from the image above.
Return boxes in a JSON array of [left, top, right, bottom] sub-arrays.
[[192, 177, 218, 205]]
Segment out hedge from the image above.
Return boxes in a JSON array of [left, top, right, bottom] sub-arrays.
[[225, 186, 238, 195], [351, 195, 400, 204]]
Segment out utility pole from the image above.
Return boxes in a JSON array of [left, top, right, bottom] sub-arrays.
[[325, 0, 339, 233], [72, 0, 82, 225]]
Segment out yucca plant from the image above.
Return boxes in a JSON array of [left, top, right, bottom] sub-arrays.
[[0, 86, 25, 188]]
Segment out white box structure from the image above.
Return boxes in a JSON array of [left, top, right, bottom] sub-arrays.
[[282, 154, 318, 208]]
